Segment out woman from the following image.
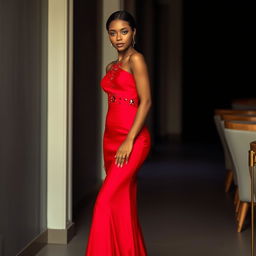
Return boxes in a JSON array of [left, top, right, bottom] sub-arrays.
[[85, 10, 152, 256]]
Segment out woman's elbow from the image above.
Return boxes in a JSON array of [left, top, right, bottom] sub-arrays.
[[141, 98, 152, 109]]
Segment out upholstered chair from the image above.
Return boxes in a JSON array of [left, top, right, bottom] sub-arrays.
[[224, 120, 256, 232]]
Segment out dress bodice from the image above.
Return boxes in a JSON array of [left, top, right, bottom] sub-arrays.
[[100, 62, 140, 107]]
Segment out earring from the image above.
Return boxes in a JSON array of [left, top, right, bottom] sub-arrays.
[[132, 37, 136, 47]]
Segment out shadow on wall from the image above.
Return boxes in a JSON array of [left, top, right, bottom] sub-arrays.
[[72, 0, 103, 216], [0, 0, 48, 255]]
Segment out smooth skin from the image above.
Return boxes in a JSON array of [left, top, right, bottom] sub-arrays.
[[106, 19, 152, 168]]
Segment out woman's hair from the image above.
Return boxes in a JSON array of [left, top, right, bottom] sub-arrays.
[[106, 10, 136, 31]]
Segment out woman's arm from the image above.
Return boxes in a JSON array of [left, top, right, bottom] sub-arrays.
[[126, 53, 152, 141], [115, 53, 152, 167]]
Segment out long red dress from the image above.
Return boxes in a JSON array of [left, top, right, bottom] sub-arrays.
[[85, 61, 151, 256]]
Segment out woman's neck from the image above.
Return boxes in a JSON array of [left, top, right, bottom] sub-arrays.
[[117, 47, 135, 62]]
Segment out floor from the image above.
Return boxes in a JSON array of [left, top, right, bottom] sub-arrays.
[[36, 141, 252, 256]]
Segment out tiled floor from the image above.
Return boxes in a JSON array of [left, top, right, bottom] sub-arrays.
[[36, 141, 252, 256]]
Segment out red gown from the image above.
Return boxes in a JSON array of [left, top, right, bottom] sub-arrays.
[[85, 61, 151, 256]]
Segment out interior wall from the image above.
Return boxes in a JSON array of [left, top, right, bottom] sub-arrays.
[[47, 0, 74, 231], [154, 3, 169, 138], [100, 0, 123, 180], [124, 0, 136, 15], [154, 0, 183, 140], [135, 0, 156, 148], [166, 0, 183, 136], [73, 0, 102, 213], [136, 0, 183, 142], [0, 0, 48, 255]]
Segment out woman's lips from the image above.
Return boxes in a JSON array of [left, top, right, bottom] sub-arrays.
[[116, 43, 124, 47]]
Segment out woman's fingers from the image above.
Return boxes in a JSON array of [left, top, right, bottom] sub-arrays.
[[114, 153, 121, 166], [126, 153, 130, 164], [115, 153, 129, 167], [119, 155, 125, 167]]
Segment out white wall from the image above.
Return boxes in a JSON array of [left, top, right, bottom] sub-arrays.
[[47, 0, 73, 229]]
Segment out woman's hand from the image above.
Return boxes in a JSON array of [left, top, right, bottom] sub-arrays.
[[114, 138, 134, 167]]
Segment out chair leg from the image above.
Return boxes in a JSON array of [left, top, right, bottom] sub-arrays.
[[225, 169, 233, 192], [237, 202, 249, 232], [236, 199, 241, 214], [237, 202, 244, 222], [234, 187, 239, 205]]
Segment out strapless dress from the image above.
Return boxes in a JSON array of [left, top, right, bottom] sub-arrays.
[[85, 61, 151, 256]]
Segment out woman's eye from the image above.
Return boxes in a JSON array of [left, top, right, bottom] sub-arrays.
[[109, 31, 128, 36]]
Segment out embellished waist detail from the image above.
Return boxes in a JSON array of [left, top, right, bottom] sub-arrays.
[[108, 93, 139, 107]]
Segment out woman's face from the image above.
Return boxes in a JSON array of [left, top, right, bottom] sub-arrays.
[[108, 19, 135, 51]]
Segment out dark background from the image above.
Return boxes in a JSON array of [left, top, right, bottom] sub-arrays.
[[182, 1, 253, 142], [135, 0, 253, 143]]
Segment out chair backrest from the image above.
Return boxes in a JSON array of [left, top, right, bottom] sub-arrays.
[[251, 141, 256, 153], [224, 121, 256, 202], [215, 109, 256, 116], [213, 115, 234, 170], [232, 98, 256, 110], [214, 110, 256, 175], [225, 121, 256, 131], [221, 114, 256, 122]]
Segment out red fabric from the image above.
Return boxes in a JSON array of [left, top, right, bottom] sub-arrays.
[[85, 62, 151, 256]]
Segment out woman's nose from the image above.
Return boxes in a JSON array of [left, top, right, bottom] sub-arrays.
[[116, 33, 122, 40]]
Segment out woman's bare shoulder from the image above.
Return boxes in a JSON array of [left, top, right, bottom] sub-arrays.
[[129, 52, 146, 70], [106, 61, 116, 73], [130, 52, 146, 64]]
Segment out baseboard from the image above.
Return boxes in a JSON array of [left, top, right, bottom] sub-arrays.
[[16, 221, 75, 256], [16, 229, 47, 256], [47, 221, 75, 244]]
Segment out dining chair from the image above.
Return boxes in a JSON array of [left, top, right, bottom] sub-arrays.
[[214, 110, 256, 193], [221, 115, 256, 212], [249, 141, 256, 256], [224, 120, 256, 232]]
